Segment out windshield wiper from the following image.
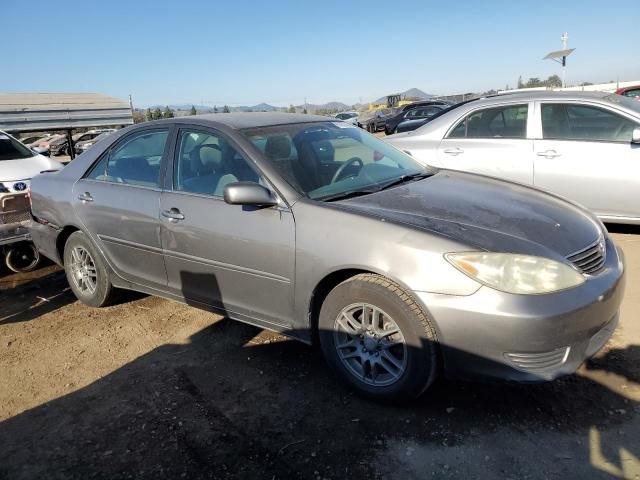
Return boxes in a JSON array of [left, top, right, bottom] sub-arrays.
[[375, 172, 433, 191], [317, 189, 378, 202]]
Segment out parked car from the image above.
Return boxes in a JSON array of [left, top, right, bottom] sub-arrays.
[[75, 130, 116, 155], [393, 104, 449, 133], [50, 130, 114, 156], [615, 85, 640, 100], [384, 100, 453, 134], [31, 134, 66, 156], [20, 134, 52, 146], [29, 113, 624, 401], [334, 111, 359, 125], [358, 108, 394, 132], [386, 91, 640, 225], [1, 131, 63, 271]]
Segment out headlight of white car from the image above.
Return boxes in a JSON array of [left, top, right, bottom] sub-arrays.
[[445, 252, 585, 295]]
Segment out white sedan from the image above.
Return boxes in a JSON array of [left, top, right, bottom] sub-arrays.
[[384, 91, 640, 225], [0, 131, 63, 203]]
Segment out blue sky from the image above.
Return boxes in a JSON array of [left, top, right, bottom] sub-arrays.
[[3, 0, 639, 107]]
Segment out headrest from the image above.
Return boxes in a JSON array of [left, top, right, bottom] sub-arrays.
[[265, 135, 291, 160]]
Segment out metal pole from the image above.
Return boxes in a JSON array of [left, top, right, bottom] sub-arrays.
[[66, 129, 75, 161]]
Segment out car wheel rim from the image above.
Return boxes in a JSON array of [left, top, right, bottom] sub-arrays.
[[69, 246, 97, 295], [333, 303, 407, 387]]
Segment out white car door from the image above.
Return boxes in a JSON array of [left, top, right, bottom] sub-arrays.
[[533, 101, 640, 220], [435, 102, 535, 184]]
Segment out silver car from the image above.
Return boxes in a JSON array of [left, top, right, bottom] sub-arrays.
[[385, 91, 640, 224], [28, 113, 625, 401]]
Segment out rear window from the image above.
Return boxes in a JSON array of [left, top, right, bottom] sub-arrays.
[[0, 134, 35, 161]]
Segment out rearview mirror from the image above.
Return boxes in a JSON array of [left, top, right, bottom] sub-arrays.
[[632, 127, 640, 144], [223, 182, 278, 207]]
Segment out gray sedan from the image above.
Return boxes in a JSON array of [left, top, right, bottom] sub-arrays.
[[28, 113, 625, 400], [385, 91, 640, 224]]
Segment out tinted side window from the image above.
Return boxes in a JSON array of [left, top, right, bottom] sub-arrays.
[[447, 105, 528, 139], [623, 89, 640, 98], [174, 130, 260, 197], [87, 129, 168, 187], [541, 103, 638, 142]]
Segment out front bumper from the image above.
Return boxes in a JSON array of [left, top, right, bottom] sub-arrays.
[[413, 239, 626, 382]]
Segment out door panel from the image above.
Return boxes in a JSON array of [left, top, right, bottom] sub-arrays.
[[160, 192, 295, 326], [71, 127, 171, 288], [533, 139, 640, 218], [436, 138, 534, 184], [534, 102, 640, 219], [160, 126, 295, 326], [436, 103, 534, 184], [72, 180, 166, 287]]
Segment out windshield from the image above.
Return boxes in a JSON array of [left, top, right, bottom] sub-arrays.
[[0, 133, 35, 161], [606, 93, 640, 116], [242, 121, 433, 201]]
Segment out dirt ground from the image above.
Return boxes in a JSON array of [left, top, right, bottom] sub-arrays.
[[1, 227, 639, 479]]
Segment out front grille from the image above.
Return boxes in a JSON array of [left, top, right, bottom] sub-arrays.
[[505, 347, 570, 373], [0, 194, 30, 226], [566, 239, 606, 275]]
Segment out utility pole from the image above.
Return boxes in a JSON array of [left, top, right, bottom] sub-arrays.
[[560, 32, 568, 88], [128, 94, 134, 117]]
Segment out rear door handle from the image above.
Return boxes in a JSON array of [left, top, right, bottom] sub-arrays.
[[77, 192, 93, 202], [443, 147, 464, 155], [161, 208, 185, 222], [536, 150, 561, 159]]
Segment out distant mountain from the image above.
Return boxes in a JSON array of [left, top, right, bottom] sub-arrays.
[[298, 101, 351, 113], [372, 88, 434, 105]]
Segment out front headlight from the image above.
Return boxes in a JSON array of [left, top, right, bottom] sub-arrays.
[[445, 252, 585, 295]]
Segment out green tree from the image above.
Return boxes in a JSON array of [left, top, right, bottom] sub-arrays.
[[152, 107, 162, 120], [189, 105, 197, 115], [146, 108, 153, 121], [133, 110, 146, 123], [163, 106, 174, 118], [213, 105, 218, 114], [525, 77, 544, 88], [223, 105, 230, 113], [517, 76, 524, 89], [545, 75, 562, 88], [288, 104, 296, 113], [302, 108, 308, 114]]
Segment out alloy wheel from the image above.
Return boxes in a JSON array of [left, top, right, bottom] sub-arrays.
[[333, 303, 407, 386], [69, 246, 98, 295]]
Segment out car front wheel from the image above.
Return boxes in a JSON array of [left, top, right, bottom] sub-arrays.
[[319, 273, 439, 401], [63, 231, 115, 307]]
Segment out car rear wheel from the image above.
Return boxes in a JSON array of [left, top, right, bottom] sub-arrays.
[[63, 231, 115, 307], [319, 273, 439, 401]]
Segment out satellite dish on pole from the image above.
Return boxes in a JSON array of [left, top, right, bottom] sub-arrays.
[[543, 33, 575, 88]]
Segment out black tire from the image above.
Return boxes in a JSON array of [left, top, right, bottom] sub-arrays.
[[4, 242, 41, 273], [63, 231, 115, 307], [319, 273, 438, 401]]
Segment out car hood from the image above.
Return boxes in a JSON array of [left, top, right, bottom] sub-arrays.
[[336, 170, 602, 258], [0, 154, 63, 182]]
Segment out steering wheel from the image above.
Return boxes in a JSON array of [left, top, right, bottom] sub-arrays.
[[331, 157, 363, 184]]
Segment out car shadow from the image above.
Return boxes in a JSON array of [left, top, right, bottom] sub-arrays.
[[0, 271, 638, 479]]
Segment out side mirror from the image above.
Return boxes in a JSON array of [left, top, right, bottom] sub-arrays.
[[632, 127, 640, 144], [32, 146, 49, 156], [223, 182, 278, 207]]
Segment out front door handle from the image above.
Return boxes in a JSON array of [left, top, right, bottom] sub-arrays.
[[443, 147, 464, 155], [536, 150, 561, 159], [77, 192, 93, 202], [161, 208, 185, 222]]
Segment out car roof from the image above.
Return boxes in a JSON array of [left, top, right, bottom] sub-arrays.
[[169, 112, 334, 130], [469, 90, 612, 105]]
